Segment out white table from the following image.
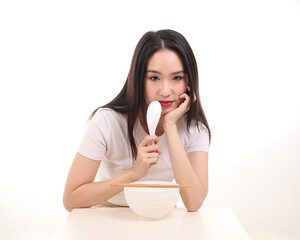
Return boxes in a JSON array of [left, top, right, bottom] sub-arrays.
[[51, 207, 251, 240]]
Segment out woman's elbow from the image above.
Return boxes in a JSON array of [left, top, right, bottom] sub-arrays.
[[63, 194, 74, 212], [63, 203, 73, 212], [186, 202, 203, 212], [186, 189, 208, 212]]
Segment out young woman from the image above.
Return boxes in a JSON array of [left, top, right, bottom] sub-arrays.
[[63, 29, 211, 212]]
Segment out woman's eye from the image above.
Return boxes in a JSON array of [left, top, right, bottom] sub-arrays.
[[173, 76, 183, 81], [150, 76, 159, 81]]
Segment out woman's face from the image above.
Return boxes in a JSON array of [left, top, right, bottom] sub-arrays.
[[144, 49, 188, 116]]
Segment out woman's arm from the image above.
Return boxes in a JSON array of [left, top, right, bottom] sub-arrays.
[[164, 123, 208, 212], [63, 153, 136, 212], [162, 92, 208, 211], [63, 135, 161, 212]]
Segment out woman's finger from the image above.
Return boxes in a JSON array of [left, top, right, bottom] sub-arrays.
[[179, 93, 191, 109], [180, 93, 190, 101], [147, 157, 159, 165], [139, 135, 159, 147], [144, 144, 162, 154], [146, 152, 160, 158], [186, 87, 197, 103]]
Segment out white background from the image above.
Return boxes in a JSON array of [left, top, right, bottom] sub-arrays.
[[0, 0, 299, 239]]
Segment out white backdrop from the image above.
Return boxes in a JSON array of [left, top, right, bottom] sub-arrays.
[[0, 0, 299, 239]]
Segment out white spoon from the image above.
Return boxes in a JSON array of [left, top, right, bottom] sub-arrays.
[[146, 100, 162, 145]]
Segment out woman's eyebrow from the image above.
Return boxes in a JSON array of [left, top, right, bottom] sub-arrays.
[[171, 70, 185, 75], [146, 70, 161, 74], [146, 70, 185, 75]]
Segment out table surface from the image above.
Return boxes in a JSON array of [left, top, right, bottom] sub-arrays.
[[51, 207, 251, 240]]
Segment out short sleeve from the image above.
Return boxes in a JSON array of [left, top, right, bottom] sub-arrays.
[[186, 124, 210, 153], [77, 110, 110, 160]]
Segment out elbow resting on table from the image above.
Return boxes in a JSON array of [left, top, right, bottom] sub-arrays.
[[186, 201, 203, 212], [63, 196, 74, 212], [63, 192, 81, 212], [184, 187, 208, 212], [63, 193, 101, 212]]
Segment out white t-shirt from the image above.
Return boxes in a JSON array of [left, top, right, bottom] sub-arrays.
[[77, 108, 209, 206]]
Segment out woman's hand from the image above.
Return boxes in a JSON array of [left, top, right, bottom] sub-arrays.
[[163, 92, 191, 128], [131, 135, 162, 181]]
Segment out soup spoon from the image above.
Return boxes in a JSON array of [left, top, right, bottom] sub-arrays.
[[146, 100, 162, 145]]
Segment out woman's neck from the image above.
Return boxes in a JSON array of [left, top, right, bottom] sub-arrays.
[[155, 118, 164, 136]]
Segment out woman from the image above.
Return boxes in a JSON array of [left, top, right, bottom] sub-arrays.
[[63, 29, 211, 212]]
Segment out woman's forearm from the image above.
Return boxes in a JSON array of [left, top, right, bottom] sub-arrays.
[[164, 123, 207, 211], [63, 168, 136, 212]]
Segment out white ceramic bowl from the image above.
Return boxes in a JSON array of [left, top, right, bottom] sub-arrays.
[[124, 181, 179, 220]]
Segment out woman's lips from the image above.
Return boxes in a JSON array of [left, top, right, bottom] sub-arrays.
[[159, 100, 173, 107]]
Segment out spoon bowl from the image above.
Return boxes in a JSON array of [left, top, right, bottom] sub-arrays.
[[146, 101, 162, 142]]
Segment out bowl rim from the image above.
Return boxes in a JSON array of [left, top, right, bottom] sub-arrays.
[[124, 181, 179, 192]]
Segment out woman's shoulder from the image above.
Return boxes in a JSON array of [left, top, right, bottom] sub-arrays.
[[94, 108, 126, 119], [92, 108, 127, 126]]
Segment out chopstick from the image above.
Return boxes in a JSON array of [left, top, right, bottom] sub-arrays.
[[111, 183, 196, 188]]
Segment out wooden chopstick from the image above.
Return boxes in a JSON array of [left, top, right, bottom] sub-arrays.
[[111, 183, 196, 188]]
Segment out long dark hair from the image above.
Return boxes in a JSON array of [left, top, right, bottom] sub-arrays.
[[90, 29, 211, 160]]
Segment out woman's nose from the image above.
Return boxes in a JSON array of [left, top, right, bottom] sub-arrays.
[[160, 81, 172, 97]]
